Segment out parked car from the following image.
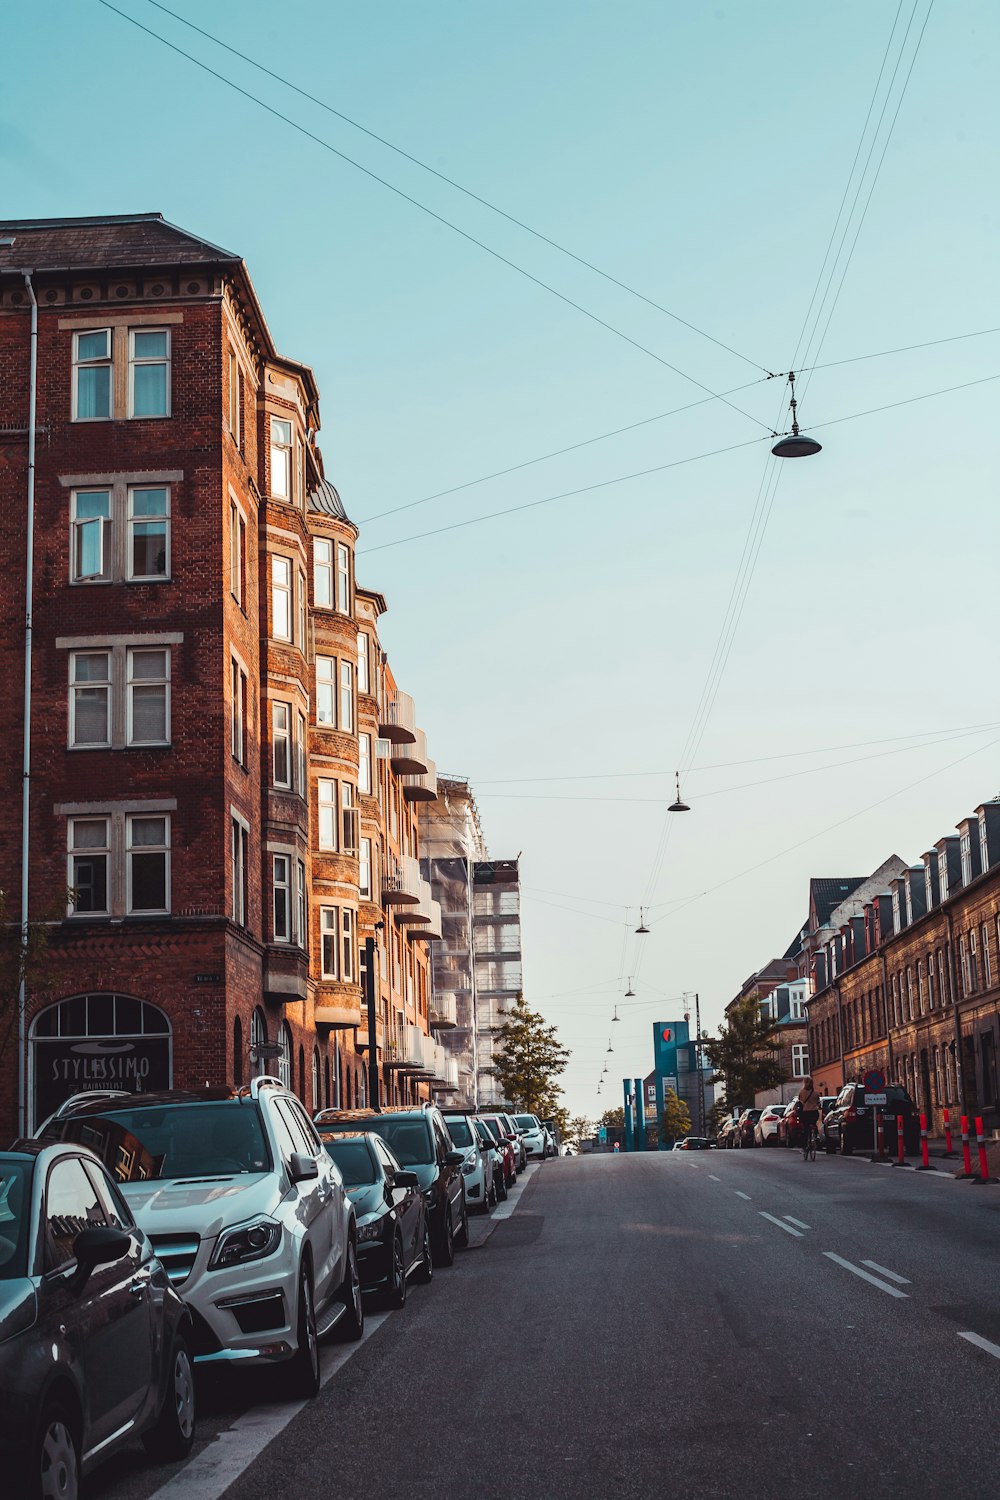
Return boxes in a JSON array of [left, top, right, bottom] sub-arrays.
[[673, 1136, 717, 1150], [513, 1114, 548, 1160], [754, 1105, 787, 1147], [777, 1099, 804, 1148], [39, 1078, 363, 1397], [318, 1131, 430, 1306], [540, 1118, 561, 1156], [0, 1140, 196, 1500], [315, 1105, 468, 1267], [822, 1082, 920, 1156], [735, 1108, 763, 1147], [716, 1115, 740, 1148], [473, 1117, 508, 1201], [480, 1113, 523, 1178], [498, 1112, 528, 1171], [442, 1112, 495, 1213]]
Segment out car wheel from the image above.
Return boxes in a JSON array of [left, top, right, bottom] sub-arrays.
[[825, 1136, 836, 1155], [495, 1169, 508, 1203], [456, 1193, 470, 1249], [287, 1262, 321, 1397], [387, 1234, 407, 1310], [34, 1403, 79, 1500], [839, 1131, 853, 1157], [435, 1206, 455, 1267], [142, 1333, 196, 1461], [414, 1217, 434, 1284], [338, 1239, 365, 1341]]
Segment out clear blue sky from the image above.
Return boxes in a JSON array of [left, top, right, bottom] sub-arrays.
[[5, 1, 998, 1117]]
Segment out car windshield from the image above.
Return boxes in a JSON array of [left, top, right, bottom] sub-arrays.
[[514, 1115, 537, 1129], [41, 1102, 272, 1180], [0, 1161, 32, 1280], [367, 1118, 435, 1166], [445, 1118, 474, 1147], [322, 1138, 377, 1186], [482, 1118, 502, 1142]]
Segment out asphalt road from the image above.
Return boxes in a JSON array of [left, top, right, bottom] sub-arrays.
[[87, 1149, 1000, 1500]]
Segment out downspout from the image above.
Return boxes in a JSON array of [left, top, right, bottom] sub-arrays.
[[945, 909, 967, 1117], [17, 271, 37, 1139]]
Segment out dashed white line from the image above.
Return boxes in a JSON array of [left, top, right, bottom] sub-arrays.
[[759, 1211, 803, 1237], [735, 1191, 752, 1201], [861, 1259, 910, 1284], [783, 1216, 810, 1230], [708, 1173, 721, 1181], [958, 1331, 1000, 1360], [823, 1252, 908, 1298]]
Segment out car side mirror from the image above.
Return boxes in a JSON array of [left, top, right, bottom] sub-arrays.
[[288, 1152, 319, 1184], [70, 1226, 131, 1295], [392, 1169, 420, 1189], [444, 1150, 465, 1167]]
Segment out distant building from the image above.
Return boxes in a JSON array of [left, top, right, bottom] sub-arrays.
[[649, 1020, 714, 1136]]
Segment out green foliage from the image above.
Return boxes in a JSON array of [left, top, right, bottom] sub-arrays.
[[0, 888, 67, 1073], [659, 1087, 693, 1144], [701, 995, 786, 1109], [566, 1114, 594, 1145], [494, 995, 570, 1114], [707, 1099, 730, 1137], [598, 1105, 625, 1130]]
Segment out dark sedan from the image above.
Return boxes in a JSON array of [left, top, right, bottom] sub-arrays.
[[735, 1109, 763, 1147], [823, 1082, 920, 1156], [673, 1137, 717, 1150], [0, 1141, 195, 1500], [318, 1131, 430, 1307]]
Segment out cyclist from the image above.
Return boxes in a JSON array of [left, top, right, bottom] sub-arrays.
[[798, 1076, 822, 1157]]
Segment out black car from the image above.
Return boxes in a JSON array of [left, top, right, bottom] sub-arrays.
[[673, 1136, 717, 1150], [735, 1108, 763, 1147], [318, 1131, 430, 1307], [315, 1107, 468, 1266], [473, 1118, 508, 1202], [823, 1081, 920, 1156], [0, 1141, 195, 1500]]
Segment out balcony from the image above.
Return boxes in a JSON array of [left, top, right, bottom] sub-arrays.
[[382, 855, 422, 907], [314, 991, 363, 1028], [429, 993, 457, 1030], [385, 1022, 426, 1071], [396, 879, 436, 928], [402, 756, 438, 803], [390, 726, 429, 776], [378, 690, 416, 745]]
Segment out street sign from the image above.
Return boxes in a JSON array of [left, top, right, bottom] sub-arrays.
[[864, 1092, 887, 1106], [598, 1126, 608, 1142], [863, 1069, 886, 1093]]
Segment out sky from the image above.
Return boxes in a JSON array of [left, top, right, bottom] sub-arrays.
[[4, 0, 999, 1120]]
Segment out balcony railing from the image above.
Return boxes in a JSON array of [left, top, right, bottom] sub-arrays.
[[402, 756, 438, 803], [390, 725, 429, 776], [382, 855, 422, 906], [385, 1022, 426, 1071], [429, 993, 457, 1030], [378, 690, 416, 745]]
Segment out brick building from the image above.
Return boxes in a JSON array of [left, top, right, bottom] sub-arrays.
[[807, 799, 1000, 1131], [0, 213, 449, 1137]]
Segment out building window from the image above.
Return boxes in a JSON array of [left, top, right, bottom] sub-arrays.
[[791, 1044, 809, 1077], [231, 816, 249, 928], [296, 860, 307, 948], [230, 500, 246, 604], [969, 930, 979, 993], [982, 923, 992, 990], [277, 1023, 292, 1091], [71, 488, 112, 580], [312, 1048, 320, 1112], [314, 538, 333, 607], [127, 486, 169, 579], [272, 556, 292, 641], [341, 783, 358, 853], [316, 656, 335, 725], [358, 733, 372, 795], [127, 648, 169, 744], [233, 1016, 244, 1087], [70, 651, 111, 747], [129, 329, 170, 417], [321, 907, 338, 979], [297, 570, 307, 652], [341, 908, 356, 983], [357, 632, 369, 695], [228, 349, 241, 445], [318, 779, 337, 851], [73, 329, 112, 420], [295, 711, 306, 793], [927, 954, 935, 1010], [127, 815, 169, 913], [339, 660, 354, 733], [938, 851, 950, 902], [359, 837, 372, 900], [272, 702, 291, 787], [336, 544, 351, 613], [270, 418, 292, 499], [68, 818, 110, 914], [231, 658, 248, 764], [273, 854, 291, 942]]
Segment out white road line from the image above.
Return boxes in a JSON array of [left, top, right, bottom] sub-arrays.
[[148, 1313, 390, 1500], [708, 1174, 721, 1181], [861, 1259, 911, 1284], [823, 1252, 908, 1298], [958, 1331, 1000, 1360], [783, 1216, 810, 1230], [759, 1211, 803, 1237], [735, 1191, 752, 1201]]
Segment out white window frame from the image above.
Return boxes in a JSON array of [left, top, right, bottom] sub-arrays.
[[229, 496, 246, 605], [359, 837, 372, 901], [318, 778, 337, 851], [228, 348, 241, 445], [72, 328, 112, 422], [316, 656, 335, 726], [126, 646, 170, 746], [336, 543, 350, 613], [321, 906, 339, 980], [67, 816, 111, 916], [296, 860, 307, 948], [270, 417, 292, 500], [69, 650, 112, 748], [791, 1043, 809, 1078], [295, 711, 307, 794], [70, 488, 112, 582], [357, 631, 369, 695], [358, 732, 372, 795], [272, 702, 291, 788], [341, 907, 356, 983], [231, 657, 247, 764], [273, 854, 291, 942], [341, 782, 358, 854], [314, 538, 333, 608], [126, 813, 170, 915], [231, 814, 250, 928], [339, 660, 354, 733], [272, 556, 293, 642], [126, 485, 170, 581], [128, 327, 171, 419], [297, 569, 307, 651]]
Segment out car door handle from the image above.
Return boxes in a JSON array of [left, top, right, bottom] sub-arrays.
[[129, 1279, 148, 1297]]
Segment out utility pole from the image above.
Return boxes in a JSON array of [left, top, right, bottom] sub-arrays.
[[695, 991, 706, 1138]]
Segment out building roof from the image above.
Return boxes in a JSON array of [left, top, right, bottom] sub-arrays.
[[0, 213, 240, 274], [809, 877, 866, 929], [308, 477, 350, 522]]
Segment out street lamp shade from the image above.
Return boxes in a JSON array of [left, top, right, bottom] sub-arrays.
[[612, 1004, 621, 1022], [668, 770, 690, 813], [625, 979, 635, 997], [771, 429, 822, 458], [635, 907, 649, 935]]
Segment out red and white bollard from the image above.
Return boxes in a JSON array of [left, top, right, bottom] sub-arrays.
[[943, 1108, 956, 1157], [916, 1111, 933, 1170], [972, 1116, 996, 1184], [892, 1113, 908, 1166], [957, 1115, 975, 1179]]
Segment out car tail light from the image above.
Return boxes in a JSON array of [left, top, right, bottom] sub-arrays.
[[844, 1107, 858, 1122]]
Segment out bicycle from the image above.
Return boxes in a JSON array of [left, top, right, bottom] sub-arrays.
[[802, 1124, 817, 1162]]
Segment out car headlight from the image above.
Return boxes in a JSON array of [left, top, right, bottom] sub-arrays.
[[357, 1218, 384, 1243], [208, 1217, 282, 1270], [423, 1187, 436, 1205], [461, 1152, 478, 1176]]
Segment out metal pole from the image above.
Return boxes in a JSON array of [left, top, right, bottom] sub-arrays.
[[17, 272, 37, 1140], [694, 992, 706, 1138], [364, 933, 381, 1111]]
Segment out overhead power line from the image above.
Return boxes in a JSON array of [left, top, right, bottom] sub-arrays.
[[140, 0, 769, 376], [97, 0, 770, 430]]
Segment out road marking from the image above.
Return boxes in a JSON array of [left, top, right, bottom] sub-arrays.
[[783, 1216, 810, 1230], [861, 1259, 910, 1284], [735, 1191, 752, 1201], [708, 1174, 721, 1181], [148, 1313, 390, 1500], [958, 1331, 1000, 1360], [759, 1211, 803, 1237], [823, 1252, 908, 1298]]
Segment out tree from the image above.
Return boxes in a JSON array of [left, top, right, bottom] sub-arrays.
[[493, 995, 570, 1115], [659, 1088, 692, 1144], [701, 996, 786, 1109], [707, 1099, 730, 1138], [566, 1114, 594, 1146], [540, 1101, 569, 1142], [598, 1106, 625, 1130]]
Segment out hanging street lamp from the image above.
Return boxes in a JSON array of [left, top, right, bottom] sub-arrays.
[[668, 770, 690, 813], [635, 908, 649, 935], [771, 370, 822, 458]]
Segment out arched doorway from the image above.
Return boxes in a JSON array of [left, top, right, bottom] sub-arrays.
[[30, 993, 171, 1130]]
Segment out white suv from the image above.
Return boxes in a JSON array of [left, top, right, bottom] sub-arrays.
[[513, 1113, 547, 1159], [38, 1078, 361, 1396]]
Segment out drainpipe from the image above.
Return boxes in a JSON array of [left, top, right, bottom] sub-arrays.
[[880, 952, 895, 1077], [945, 909, 967, 1117], [17, 271, 37, 1140]]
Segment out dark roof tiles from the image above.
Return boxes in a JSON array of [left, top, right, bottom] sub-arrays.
[[0, 213, 239, 274]]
